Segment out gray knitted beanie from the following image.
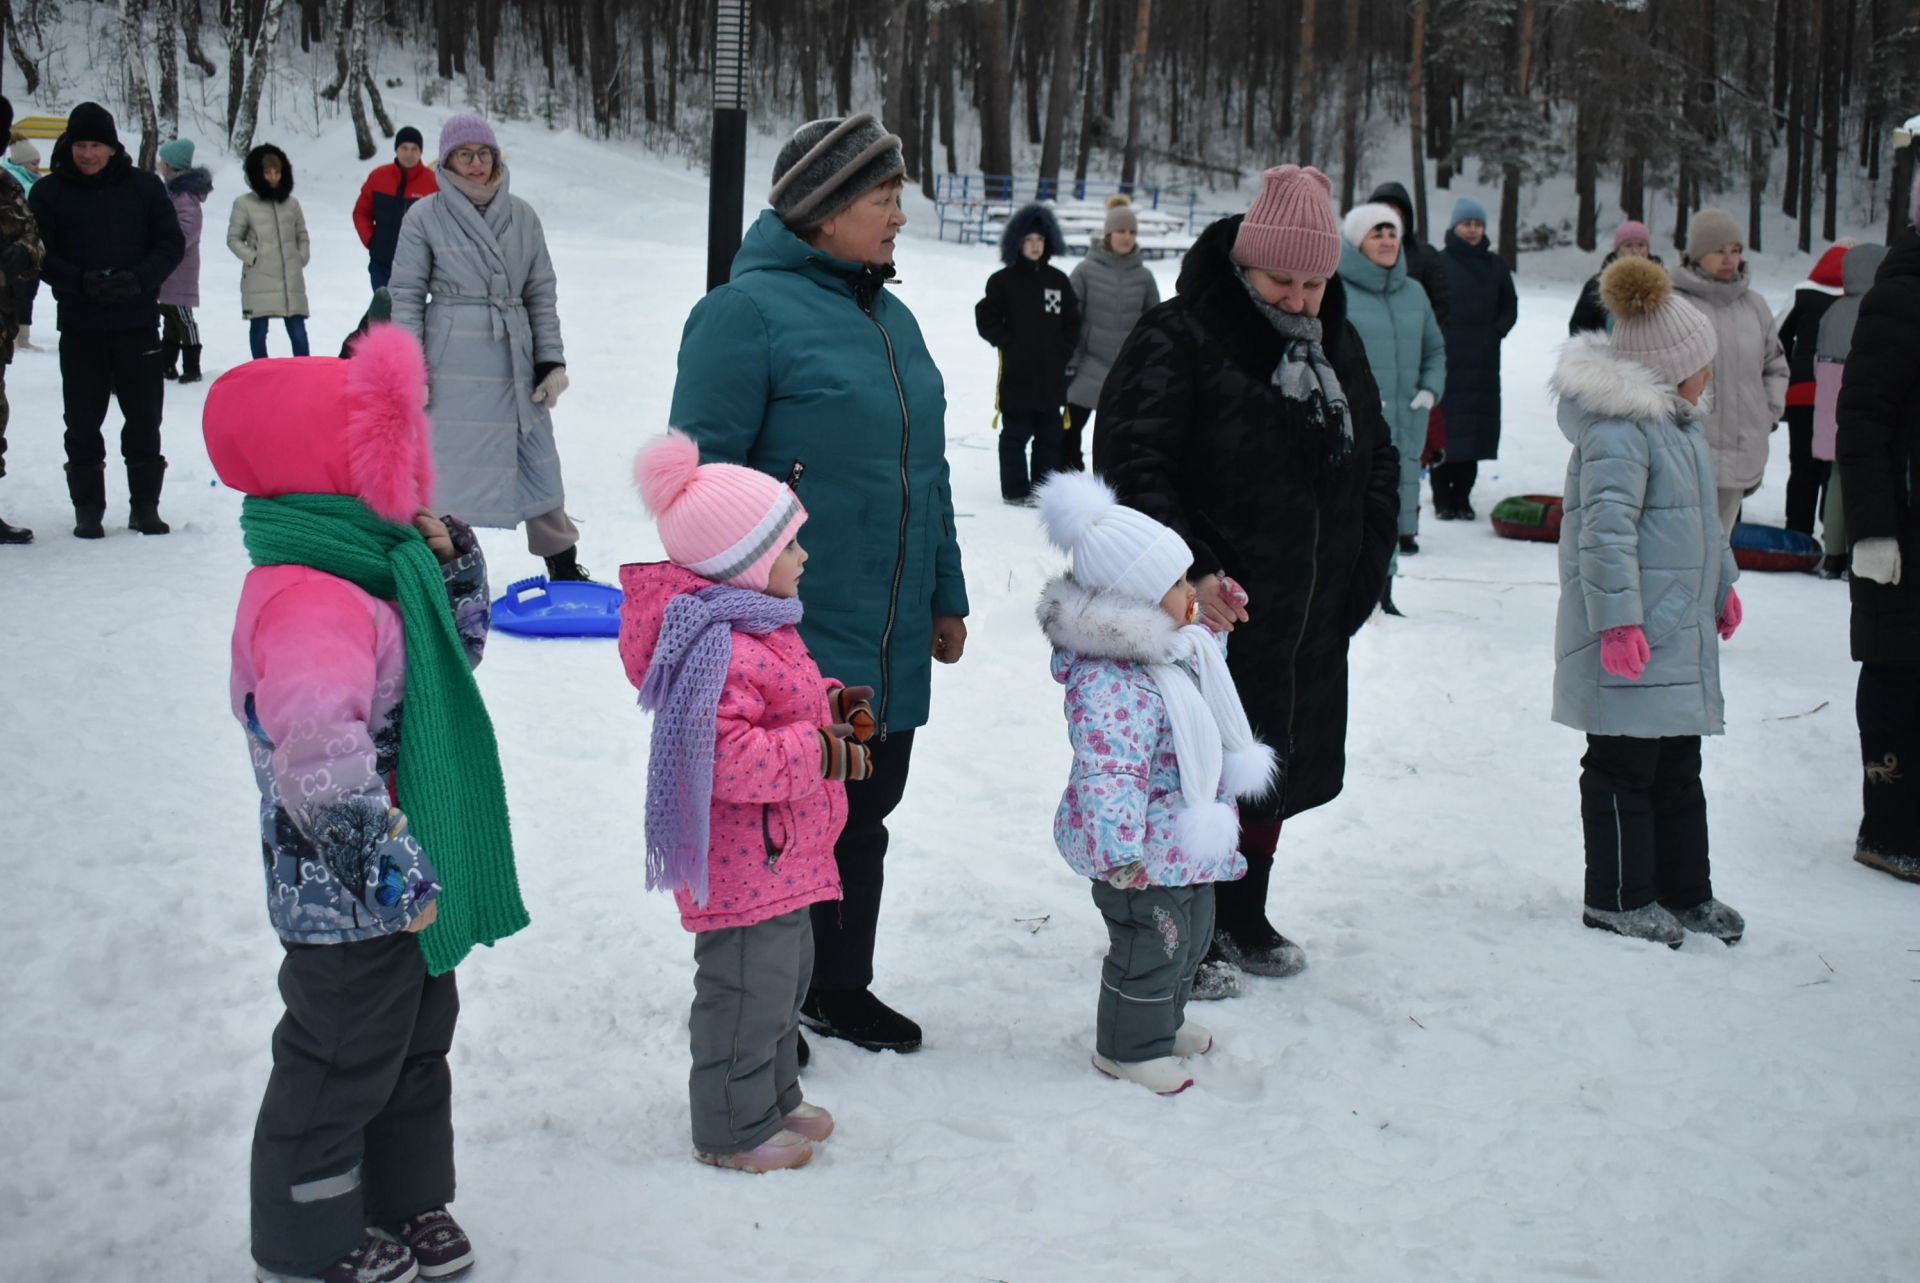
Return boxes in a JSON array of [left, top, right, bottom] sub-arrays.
[[769, 113, 905, 231], [1684, 207, 1743, 264]]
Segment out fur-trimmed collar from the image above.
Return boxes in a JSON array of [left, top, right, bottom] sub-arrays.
[[1038, 574, 1186, 664], [1550, 333, 1696, 440]]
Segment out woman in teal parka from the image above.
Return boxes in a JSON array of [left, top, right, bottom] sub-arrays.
[[669, 114, 968, 1058], [1339, 201, 1446, 564]]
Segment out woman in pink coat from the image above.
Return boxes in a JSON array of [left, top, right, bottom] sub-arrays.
[[620, 430, 873, 1175]]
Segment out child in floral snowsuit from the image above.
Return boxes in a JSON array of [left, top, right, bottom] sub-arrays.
[[621, 430, 874, 1174], [1035, 471, 1275, 1095]]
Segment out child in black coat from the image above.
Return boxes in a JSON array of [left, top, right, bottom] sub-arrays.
[[976, 203, 1082, 505]]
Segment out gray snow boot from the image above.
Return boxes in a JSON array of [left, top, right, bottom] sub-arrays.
[[1215, 926, 1308, 978], [1671, 897, 1744, 944], [1188, 953, 1242, 1001], [1582, 902, 1685, 948], [1854, 846, 1920, 884]]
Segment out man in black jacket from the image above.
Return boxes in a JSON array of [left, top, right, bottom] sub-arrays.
[[1367, 181, 1450, 326], [28, 102, 184, 538]]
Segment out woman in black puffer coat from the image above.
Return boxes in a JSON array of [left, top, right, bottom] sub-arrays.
[[1433, 197, 1517, 520], [1095, 166, 1399, 993]]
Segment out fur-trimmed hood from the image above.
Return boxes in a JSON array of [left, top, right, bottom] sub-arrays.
[[166, 165, 214, 201], [243, 144, 294, 202], [1550, 332, 1698, 443], [999, 202, 1067, 265], [204, 324, 435, 522], [1038, 573, 1186, 667]]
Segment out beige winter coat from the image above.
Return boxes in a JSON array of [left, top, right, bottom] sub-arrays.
[[226, 192, 310, 319], [1672, 261, 1788, 491]]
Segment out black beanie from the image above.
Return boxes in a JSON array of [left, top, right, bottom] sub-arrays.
[[395, 126, 424, 154], [66, 101, 121, 150]]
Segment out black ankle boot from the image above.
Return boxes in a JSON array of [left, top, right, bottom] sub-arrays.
[[799, 989, 923, 1053], [129, 504, 171, 535], [177, 345, 203, 384], [544, 545, 591, 582], [127, 458, 169, 534], [0, 516, 32, 544], [1380, 578, 1405, 617]]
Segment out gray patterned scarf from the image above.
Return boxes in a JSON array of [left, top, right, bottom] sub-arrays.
[[1238, 270, 1353, 457]]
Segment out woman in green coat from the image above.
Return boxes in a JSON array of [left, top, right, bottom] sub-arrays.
[[669, 114, 969, 1057], [1339, 201, 1446, 564]]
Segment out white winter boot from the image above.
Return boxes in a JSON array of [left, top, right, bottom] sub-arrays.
[[1172, 1021, 1213, 1057], [1091, 1053, 1194, 1095]]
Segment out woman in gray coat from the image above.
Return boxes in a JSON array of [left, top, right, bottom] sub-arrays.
[[388, 114, 586, 579], [1064, 196, 1159, 471], [1549, 257, 1745, 949]]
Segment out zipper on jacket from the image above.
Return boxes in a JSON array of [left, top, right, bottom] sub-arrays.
[[861, 290, 914, 737], [1282, 506, 1322, 811]]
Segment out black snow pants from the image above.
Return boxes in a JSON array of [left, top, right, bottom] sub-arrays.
[[809, 728, 916, 997], [1580, 734, 1712, 912], [1857, 660, 1920, 863]]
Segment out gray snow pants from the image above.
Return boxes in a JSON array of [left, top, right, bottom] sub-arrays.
[[252, 933, 457, 1277], [690, 907, 812, 1154], [1090, 881, 1215, 1062]]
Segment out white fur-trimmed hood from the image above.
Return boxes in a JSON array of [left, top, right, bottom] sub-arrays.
[[1549, 333, 1697, 442], [1038, 573, 1186, 664]]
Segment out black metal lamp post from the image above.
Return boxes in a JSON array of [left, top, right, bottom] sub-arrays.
[[707, 0, 752, 292]]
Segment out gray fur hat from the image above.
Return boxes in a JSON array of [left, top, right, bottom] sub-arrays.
[[769, 113, 905, 231]]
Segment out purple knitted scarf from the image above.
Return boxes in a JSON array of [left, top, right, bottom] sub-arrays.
[[638, 584, 805, 905]]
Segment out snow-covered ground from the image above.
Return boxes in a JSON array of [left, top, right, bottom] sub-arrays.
[[2, 113, 1915, 1282]]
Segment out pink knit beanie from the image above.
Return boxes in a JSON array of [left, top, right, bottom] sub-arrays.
[[634, 431, 806, 592], [438, 114, 499, 164], [1232, 165, 1343, 278], [1614, 220, 1651, 251]]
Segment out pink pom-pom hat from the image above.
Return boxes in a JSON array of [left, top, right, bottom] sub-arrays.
[[633, 430, 807, 592]]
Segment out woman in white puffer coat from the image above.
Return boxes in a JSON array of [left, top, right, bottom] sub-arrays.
[[226, 142, 310, 358]]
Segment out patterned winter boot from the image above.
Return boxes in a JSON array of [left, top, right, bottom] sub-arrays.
[[374, 1207, 475, 1280], [253, 1231, 418, 1283], [1855, 735, 1920, 883]]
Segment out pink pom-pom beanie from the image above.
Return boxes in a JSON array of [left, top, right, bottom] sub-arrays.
[[633, 431, 807, 592], [1232, 165, 1343, 279], [1614, 220, 1651, 250]]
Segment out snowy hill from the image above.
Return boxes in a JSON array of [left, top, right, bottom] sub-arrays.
[[1, 108, 1915, 1282]]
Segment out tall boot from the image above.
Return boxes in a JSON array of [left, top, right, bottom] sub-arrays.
[[160, 338, 180, 380], [67, 463, 107, 539], [127, 457, 170, 536], [1856, 732, 1920, 883], [177, 345, 203, 385], [0, 515, 30, 544], [1212, 844, 1308, 977]]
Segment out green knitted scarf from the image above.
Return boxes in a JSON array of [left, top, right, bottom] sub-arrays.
[[241, 493, 528, 975]]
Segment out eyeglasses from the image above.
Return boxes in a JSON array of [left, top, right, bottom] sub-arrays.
[[450, 147, 492, 166]]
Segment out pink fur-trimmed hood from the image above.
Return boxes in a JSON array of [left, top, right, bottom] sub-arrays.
[[204, 325, 436, 522]]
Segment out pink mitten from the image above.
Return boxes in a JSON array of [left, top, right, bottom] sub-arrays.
[[1600, 625, 1650, 680], [1717, 587, 1742, 641]]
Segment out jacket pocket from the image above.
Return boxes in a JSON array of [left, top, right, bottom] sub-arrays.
[[761, 802, 790, 870]]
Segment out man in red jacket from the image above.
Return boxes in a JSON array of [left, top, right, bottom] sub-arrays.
[[352, 126, 438, 291]]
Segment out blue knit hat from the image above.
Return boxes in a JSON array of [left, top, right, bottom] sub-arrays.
[[1449, 196, 1488, 229], [157, 138, 194, 170]]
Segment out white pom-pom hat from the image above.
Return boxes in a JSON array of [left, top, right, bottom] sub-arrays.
[[633, 430, 806, 591], [1035, 470, 1193, 604]]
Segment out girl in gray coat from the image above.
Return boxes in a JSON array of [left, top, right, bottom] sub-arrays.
[[1064, 196, 1160, 471], [1550, 256, 1746, 948], [227, 144, 310, 358], [389, 114, 586, 580]]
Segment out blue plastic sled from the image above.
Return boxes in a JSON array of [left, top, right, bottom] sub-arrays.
[[1730, 522, 1822, 573], [491, 575, 624, 638]]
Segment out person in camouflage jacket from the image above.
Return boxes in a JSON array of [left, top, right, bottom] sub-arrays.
[[0, 94, 46, 544]]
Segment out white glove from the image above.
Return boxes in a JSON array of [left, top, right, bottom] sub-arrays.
[[531, 366, 570, 408], [1410, 389, 1437, 412], [1852, 537, 1902, 585]]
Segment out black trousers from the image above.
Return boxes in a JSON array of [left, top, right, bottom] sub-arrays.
[[1783, 406, 1827, 536], [998, 408, 1062, 499], [1579, 734, 1712, 911], [1857, 660, 1920, 860], [809, 728, 916, 995], [59, 327, 166, 508], [1431, 460, 1479, 511], [1063, 402, 1095, 474], [252, 933, 458, 1277]]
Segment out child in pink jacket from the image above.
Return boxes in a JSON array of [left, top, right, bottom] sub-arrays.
[[1035, 471, 1275, 1097], [208, 325, 523, 1283], [620, 430, 871, 1174]]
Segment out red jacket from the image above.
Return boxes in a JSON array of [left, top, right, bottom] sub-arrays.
[[352, 161, 439, 267]]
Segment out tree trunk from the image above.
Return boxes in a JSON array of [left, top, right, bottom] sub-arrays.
[[639, 11, 657, 125], [939, 6, 957, 175], [231, 0, 291, 156], [881, 1, 910, 161], [124, 0, 161, 170], [980, 0, 1016, 196], [1119, 0, 1151, 189], [226, 1, 247, 136], [1498, 0, 1536, 271], [321, 0, 349, 99], [1298, 0, 1317, 166], [1074, 0, 1099, 190], [834, 0, 854, 115], [1409, 0, 1428, 244], [1746, 9, 1767, 252], [1798, 0, 1819, 252], [156, 0, 180, 139], [1039, 0, 1079, 196], [182, 0, 218, 77], [1821, 0, 1842, 243], [360, 29, 394, 136], [1021, 0, 1044, 147], [1783, 0, 1803, 218], [1338, 0, 1361, 209], [799, 0, 820, 119], [1621, 152, 1645, 221], [347, 13, 374, 159]]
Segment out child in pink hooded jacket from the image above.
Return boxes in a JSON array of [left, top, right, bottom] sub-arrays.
[[209, 325, 519, 1283], [620, 429, 872, 1175]]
